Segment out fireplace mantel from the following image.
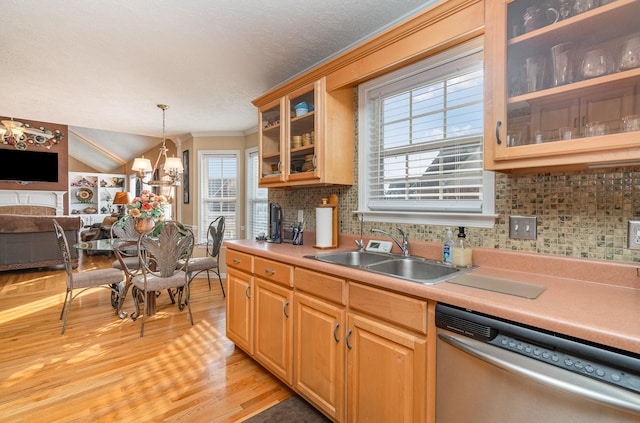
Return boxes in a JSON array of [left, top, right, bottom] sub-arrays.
[[0, 190, 66, 215]]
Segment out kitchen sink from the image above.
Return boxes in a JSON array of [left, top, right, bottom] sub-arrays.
[[304, 250, 470, 285], [365, 257, 460, 284]]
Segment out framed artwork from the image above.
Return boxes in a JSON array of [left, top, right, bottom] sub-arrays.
[[183, 150, 190, 204]]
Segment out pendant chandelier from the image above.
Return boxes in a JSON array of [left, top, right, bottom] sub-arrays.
[[131, 104, 183, 187]]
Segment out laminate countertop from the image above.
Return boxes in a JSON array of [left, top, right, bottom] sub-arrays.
[[224, 235, 640, 355]]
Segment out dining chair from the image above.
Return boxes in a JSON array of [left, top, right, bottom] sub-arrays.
[[53, 219, 125, 334], [110, 217, 141, 272], [128, 220, 195, 337], [182, 216, 226, 297]]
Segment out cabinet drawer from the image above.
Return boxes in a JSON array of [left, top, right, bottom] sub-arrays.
[[348, 282, 427, 334], [255, 257, 293, 287], [226, 249, 254, 273], [295, 267, 346, 306]]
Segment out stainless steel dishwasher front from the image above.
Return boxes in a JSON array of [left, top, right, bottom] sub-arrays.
[[435, 303, 640, 423]]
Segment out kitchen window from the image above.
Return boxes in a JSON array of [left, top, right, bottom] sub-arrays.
[[358, 37, 496, 227], [246, 147, 268, 240], [199, 151, 239, 243]]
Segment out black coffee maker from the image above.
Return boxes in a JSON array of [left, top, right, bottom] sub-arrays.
[[267, 203, 282, 243]]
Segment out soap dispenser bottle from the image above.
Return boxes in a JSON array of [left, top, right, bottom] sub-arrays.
[[442, 227, 455, 265], [451, 226, 473, 268]]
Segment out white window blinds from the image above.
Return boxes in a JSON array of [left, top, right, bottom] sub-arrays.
[[246, 148, 268, 239], [200, 151, 239, 243], [360, 39, 492, 216]]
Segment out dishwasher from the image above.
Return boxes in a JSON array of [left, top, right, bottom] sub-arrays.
[[435, 303, 640, 422]]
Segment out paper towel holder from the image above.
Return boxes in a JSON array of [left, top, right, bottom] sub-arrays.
[[313, 194, 339, 249]]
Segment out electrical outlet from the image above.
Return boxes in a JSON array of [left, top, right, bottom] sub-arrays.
[[627, 221, 640, 250], [297, 209, 304, 223], [509, 215, 537, 240]]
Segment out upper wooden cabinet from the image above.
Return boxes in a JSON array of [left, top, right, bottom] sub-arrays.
[[255, 77, 354, 188], [485, 0, 640, 172]]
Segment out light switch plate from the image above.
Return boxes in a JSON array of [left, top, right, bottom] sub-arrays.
[[297, 210, 304, 223], [509, 215, 537, 240]]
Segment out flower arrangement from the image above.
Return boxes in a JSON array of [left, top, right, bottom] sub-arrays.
[[124, 190, 167, 221]]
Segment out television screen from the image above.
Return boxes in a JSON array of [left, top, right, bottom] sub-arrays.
[[0, 148, 59, 183]]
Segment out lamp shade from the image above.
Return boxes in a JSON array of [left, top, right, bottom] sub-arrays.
[[164, 156, 184, 173], [132, 157, 152, 172], [113, 192, 131, 205]]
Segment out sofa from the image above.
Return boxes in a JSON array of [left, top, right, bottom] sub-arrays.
[[0, 205, 82, 271]]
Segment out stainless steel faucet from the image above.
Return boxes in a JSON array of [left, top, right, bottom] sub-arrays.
[[371, 227, 410, 257], [355, 214, 365, 251]]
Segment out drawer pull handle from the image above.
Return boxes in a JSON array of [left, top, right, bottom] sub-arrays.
[[232, 258, 241, 263], [264, 268, 276, 275], [495, 120, 502, 145], [333, 323, 340, 343], [245, 285, 251, 299], [283, 301, 289, 318], [346, 328, 353, 349]]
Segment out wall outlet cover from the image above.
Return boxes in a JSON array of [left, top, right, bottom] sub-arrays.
[[628, 220, 640, 250]]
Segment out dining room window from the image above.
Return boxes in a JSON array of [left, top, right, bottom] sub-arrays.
[[246, 148, 268, 240], [358, 37, 495, 227], [199, 151, 239, 243]]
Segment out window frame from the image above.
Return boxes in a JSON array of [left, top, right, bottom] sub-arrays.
[[198, 149, 240, 243], [357, 37, 496, 228], [245, 147, 268, 240]]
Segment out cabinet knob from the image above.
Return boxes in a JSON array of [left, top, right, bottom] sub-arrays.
[[496, 120, 503, 145], [264, 268, 276, 275], [245, 285, 251, 299], [283, 300, 289, 318], [333, 323, 340, 343], [232, 258, 241, 263], [346, 328, 353, 349]]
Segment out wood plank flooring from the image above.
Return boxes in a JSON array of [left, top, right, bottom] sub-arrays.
[[0, 253, 292, 422]]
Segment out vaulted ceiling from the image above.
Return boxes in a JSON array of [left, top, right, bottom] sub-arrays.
[[1, 0, 439, 172]]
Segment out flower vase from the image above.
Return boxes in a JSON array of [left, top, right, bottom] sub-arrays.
[[134, 217, 155, 234]]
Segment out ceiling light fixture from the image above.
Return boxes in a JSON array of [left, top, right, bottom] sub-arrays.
[[0, 119, 63, 150], [131, 104, 184, 187]]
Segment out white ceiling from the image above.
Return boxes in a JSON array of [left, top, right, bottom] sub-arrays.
[[0, 0, 439, 172]]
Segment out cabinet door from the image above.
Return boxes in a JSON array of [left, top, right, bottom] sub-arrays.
[[485, 0, 640, 171], [285, 81, 320, 185], [226, 268, 254, 353], [258, 97, 286, 186], [294, 292, 345, 421], [254, 277, 293, 384], [346, 313, 427, 423]]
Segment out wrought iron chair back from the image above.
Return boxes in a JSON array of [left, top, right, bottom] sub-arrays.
[[130, 220, 195, 337], [183, 216, 226, 296], [53, 219, 124, 334]]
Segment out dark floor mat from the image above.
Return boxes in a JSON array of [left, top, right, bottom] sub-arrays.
[[243, 395, 331, 423]]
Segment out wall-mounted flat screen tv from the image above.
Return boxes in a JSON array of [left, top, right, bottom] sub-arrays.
[[0, 148, 59, 183]]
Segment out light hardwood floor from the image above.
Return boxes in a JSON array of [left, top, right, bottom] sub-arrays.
[[0, 253, 292, 422]]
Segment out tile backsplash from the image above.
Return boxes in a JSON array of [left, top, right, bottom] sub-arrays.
[[269, 167, 640, 264]]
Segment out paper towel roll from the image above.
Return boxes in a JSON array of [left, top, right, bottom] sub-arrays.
[[316, 207, 333, 247]]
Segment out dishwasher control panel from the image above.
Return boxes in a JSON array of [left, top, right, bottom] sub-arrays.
[[490, 333, 640, 394]]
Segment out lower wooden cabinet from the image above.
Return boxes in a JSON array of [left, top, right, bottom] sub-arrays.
[[226, 267, 253, 353], [346, 313, 427, 423], [254, 277, 293, 384], [294, 292, 346, 421]]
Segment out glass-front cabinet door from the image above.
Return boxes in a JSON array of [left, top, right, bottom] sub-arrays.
[[258, 98, 286, 185], [485, 0, 640, 171], [286, 81, 320, 184]]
